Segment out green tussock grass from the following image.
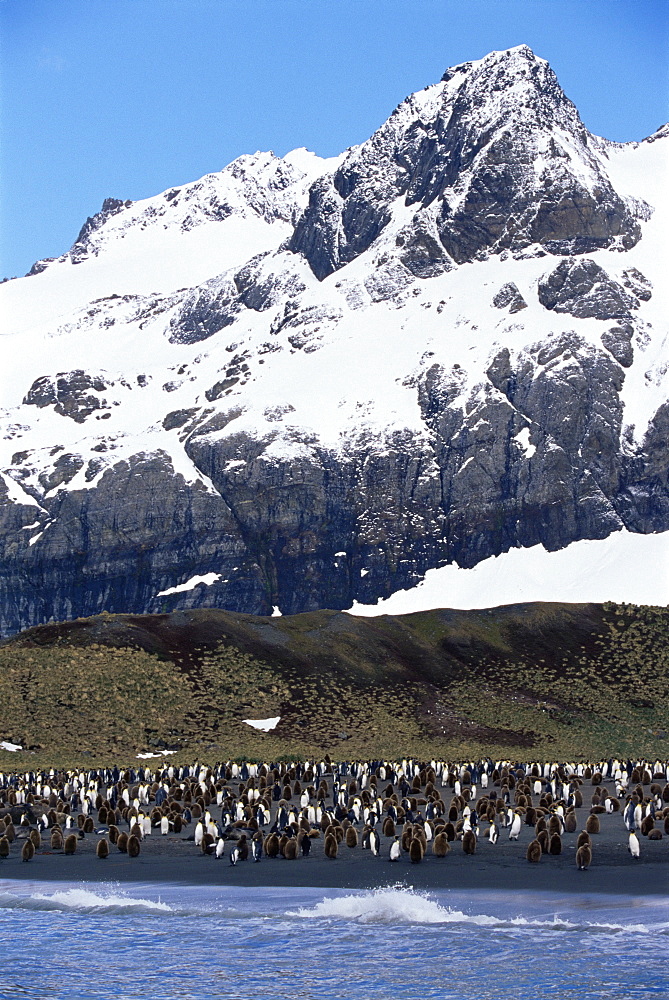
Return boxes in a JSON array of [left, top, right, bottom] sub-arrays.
[[0, 601, 667, 768]]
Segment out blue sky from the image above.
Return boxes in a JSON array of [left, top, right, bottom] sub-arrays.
[[1, 0, 667, 279]]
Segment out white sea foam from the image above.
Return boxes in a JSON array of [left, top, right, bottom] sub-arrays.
[[287, 887, 668, 935], [0, 886, 174, 916]]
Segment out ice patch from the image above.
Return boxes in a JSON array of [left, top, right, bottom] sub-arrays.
[[243, 717, 280, 732], [157, 572, 221, 597], [0, 740, 22, 752], [136, 750, 178, 759]]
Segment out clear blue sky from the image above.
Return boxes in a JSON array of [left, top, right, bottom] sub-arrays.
[[1, 0, 667, 279]]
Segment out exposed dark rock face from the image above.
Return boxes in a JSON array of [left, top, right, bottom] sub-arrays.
[[72, 198, 133, 257], [492, 282, 527, 312], [538, 259, 641, 319], [23, 371, 113, 423], [168, 275, 241, 345], [601, 325, 634, 368]]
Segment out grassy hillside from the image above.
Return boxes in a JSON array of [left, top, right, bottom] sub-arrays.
[[0, 601, 667, 767]]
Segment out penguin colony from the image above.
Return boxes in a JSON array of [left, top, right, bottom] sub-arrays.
[[0, 757, 667, 872]]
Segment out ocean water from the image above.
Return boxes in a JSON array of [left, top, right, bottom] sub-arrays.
[[0, 880, 667, 1000]]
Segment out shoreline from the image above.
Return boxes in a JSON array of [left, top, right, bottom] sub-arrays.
[[2, 832, 667, 896]]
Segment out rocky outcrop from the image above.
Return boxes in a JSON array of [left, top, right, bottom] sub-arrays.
[[23, 371, 114, 423], [289, 46, 642, 278], [538, 259, 642, 319], [492, 282, 527, 312]]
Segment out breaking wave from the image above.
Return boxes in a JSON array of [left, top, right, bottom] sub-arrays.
[[287, 886, 669, 935], [0, 886, 175, 916]]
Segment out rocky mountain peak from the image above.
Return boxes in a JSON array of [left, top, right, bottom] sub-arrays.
[[289, 44, 642, 278], [0, 47, 666, 636]]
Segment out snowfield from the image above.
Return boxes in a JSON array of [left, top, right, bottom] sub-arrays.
[[348, 530, 669, 615]]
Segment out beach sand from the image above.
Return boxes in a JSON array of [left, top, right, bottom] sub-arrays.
[[2, 786, 667, 895]]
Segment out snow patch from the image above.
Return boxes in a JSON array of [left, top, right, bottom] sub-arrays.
[[271, 606, 282, 617], [0, 741, 22, 752], [347, 530, 669, 614], [136, 750, 178, 759], [157, 573, 221, 597], [514, 427, 536, 459], [243, 717, 280, 732]]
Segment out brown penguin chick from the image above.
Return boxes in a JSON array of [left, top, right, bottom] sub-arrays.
[[29, 828, 41, 850], [383, 817, 396, 838], [21, 839, 35, 862], [548, 815, 562, 837], [77, 814, 85, 830], [648, 829, 663, 840], [324, 833, 338, 859], [432, 832, 450, 857], [64, 834, 77, 855], [537, 829, 549, 853], [116, 832, 129, 853], [98, 806, 108, 825], [127, 835, 140, 858], [576, 830, 591, 850], [585, 814, 600, 835], [50, 830, 63, 850], [345, 827, 358, 848], [413, 827, 428, 852], [332, 825, 344, 844], [4, 823, 15, 843], [401, 825, 413, 852], [526, 839, 542, 863], [284, 838, 298, 860], [83, 816, 95, 834], [444, 822, 456, 842], [201, 833, 215, 855], [564, 812, 577, 834], [640, 815, 655, 837], [462, 830, 476, 855], [173, 815, 183, 834], [409, 838, 424, 863], [264, 833, 280, 858], [548, 833, 562, 855], [96, 838, 109, 859], [535, 817, 547, 835], [576, 844, 592, 870], [108, 824, 119, 845], [524, 807, 536, 827]]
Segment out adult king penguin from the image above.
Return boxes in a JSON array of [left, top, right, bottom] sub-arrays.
[[629, 830, 640, 859]]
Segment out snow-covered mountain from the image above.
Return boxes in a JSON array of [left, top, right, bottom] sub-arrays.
[[1, 45, 667, 635]]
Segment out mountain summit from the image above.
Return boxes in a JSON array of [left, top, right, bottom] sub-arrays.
[[291, 45, 642, 278], [0, 47, 667, 635]]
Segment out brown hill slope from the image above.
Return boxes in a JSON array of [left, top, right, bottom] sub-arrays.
[[0, 602, 667, 766]]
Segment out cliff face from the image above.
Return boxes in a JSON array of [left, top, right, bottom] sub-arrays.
[[1, 46, 667, 635]]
